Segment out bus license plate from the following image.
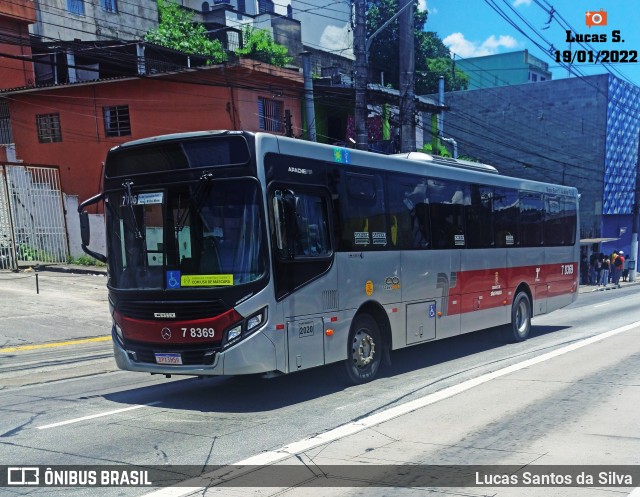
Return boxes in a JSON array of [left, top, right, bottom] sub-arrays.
[[155, 353, 182, 365]]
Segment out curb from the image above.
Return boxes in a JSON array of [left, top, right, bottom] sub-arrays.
[[26, 264, 107, 276]]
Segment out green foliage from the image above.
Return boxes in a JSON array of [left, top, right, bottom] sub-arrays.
[[235, 26, 292, 67], [67, 255, 107, 267], [144, 0, 226, 63], [366, 0, 469, 94], [422, 142, 451, 157], [17, 244, 60, 263]]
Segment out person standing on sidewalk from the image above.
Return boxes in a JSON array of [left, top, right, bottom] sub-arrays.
[[599, 256, 610, 287], [613, 250, 625, 287]]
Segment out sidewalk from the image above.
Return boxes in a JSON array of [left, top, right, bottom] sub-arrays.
[[579, 273, 640, 294]]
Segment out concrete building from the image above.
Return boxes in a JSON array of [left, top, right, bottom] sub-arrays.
[[434, 73, 640, 260], [29, 0, 158, 42], [456, 50, 552, 90]]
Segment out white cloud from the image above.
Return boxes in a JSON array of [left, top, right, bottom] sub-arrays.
[[418, 0, 428, 12], [443, 32, 519, 58], [513, 0, 532, 6]]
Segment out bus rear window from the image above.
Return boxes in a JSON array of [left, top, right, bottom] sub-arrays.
[[105, 136, 250, 177]]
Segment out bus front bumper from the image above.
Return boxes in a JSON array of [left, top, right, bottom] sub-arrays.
[[112, 328, 278, 376]]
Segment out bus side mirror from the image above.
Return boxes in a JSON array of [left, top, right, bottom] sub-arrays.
[[77, 194, 107, 263], [80, 211, 91, 247]]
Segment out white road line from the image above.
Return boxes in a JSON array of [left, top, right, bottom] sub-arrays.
[[37, 401, 161, 430], [142, 321, 640, 497], [593, 303, 610, 308]]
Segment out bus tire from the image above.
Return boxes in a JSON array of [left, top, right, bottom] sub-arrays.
[[508, 292, 531, 342], [343, 314, 382, 384]]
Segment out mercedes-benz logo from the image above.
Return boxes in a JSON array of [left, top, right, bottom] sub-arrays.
[[161, 328, 172, 340]]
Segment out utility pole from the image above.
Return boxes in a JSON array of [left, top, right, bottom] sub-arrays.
[[398, 0, 415, 152], [300, 51, 316, 142], [354, 0, 368, 150], [630, 161, 639, 282]]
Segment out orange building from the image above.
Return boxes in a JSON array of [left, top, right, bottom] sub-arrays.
[[2, 58, 303, 203], [0, 0, 36, 91]]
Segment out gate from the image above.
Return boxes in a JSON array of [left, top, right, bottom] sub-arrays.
[[0, 163, 69, 270]]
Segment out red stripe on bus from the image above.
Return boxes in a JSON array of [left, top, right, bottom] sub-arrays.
[[114, 308, 243, 345], [448, 262, 577, 315]]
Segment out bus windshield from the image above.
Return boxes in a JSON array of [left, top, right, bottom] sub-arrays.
[[106, 178, 266, 290]]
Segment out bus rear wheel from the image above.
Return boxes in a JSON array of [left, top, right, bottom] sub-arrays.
[[343, 314, 382, 384], [508, 292, 531, 342]]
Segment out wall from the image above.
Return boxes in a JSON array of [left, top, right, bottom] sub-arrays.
[[434, 74, 611, 237], [0, 18, 35, 89]]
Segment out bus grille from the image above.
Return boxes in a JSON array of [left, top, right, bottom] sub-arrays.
[[117, 300, 230, 320]]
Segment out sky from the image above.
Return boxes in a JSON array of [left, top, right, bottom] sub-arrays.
[[422, 0, 640, 87]]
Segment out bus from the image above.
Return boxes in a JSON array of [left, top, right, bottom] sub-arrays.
[[79, 130, 579, 384]]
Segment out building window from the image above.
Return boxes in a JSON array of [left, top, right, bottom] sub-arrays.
[[101, 0, 117, 12], [67, 0, 85, 15], [103, 106, 131, 137], [36, 113, 62, 143], [258, 97, 283, 132], [258, 0, 274, 13], [531, 73, 538, 82]]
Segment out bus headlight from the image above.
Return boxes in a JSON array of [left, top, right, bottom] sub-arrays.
[[113, 322, 124, 345], [227, 325, 242, 341], [223, 307, 268, 348], [247, 310, 264, 331]]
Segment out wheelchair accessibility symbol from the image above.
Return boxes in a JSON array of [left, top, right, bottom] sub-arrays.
[[167, 271, 181, 289], [428, 303, 436, 318]]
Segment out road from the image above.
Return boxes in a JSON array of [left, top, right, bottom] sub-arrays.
[[1, 271, 639, 496]]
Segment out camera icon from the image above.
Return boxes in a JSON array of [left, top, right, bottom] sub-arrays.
[[586, 9, 607, 28]]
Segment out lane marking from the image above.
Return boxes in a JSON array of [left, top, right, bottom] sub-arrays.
[[593, 303, 610, 308], [141, 320, 640, 497], [0, 336, 111, 353], [37, 402, 161, 430]]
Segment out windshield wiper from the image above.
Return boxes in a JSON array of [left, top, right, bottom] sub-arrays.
[[176, 172, 214, 232], [123, 180, 142, 239]]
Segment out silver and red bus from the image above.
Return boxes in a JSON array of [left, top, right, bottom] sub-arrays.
[[79, 130, 579, 384]]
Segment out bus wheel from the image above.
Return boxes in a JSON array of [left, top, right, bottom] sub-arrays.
[[508, 292, 531, 342], [343, 314, 382, 384]]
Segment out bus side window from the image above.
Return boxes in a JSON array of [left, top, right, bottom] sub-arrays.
[[342, 172, 387, 250], [520, 192, 544, 247], [385, 173, 427, 249], [466, 185, 494, 248], [494, 188, 519, 247], [429, 179, 467, 249]]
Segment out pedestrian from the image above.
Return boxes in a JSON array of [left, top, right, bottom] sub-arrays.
[[599, 256, 610, 287], [580, 254, 589, 285], [613, 250, 625, 287], [589, 249, 599, 285]]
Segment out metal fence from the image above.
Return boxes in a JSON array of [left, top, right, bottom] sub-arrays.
[[0, 163, 69, 270]]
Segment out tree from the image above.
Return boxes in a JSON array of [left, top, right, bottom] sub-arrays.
[[144, 0, 226, 64], [235, 26, 292, 67], [366, 0, 468, 94]]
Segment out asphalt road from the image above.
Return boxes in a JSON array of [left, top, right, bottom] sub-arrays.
[[1, 271, 640, 497]]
